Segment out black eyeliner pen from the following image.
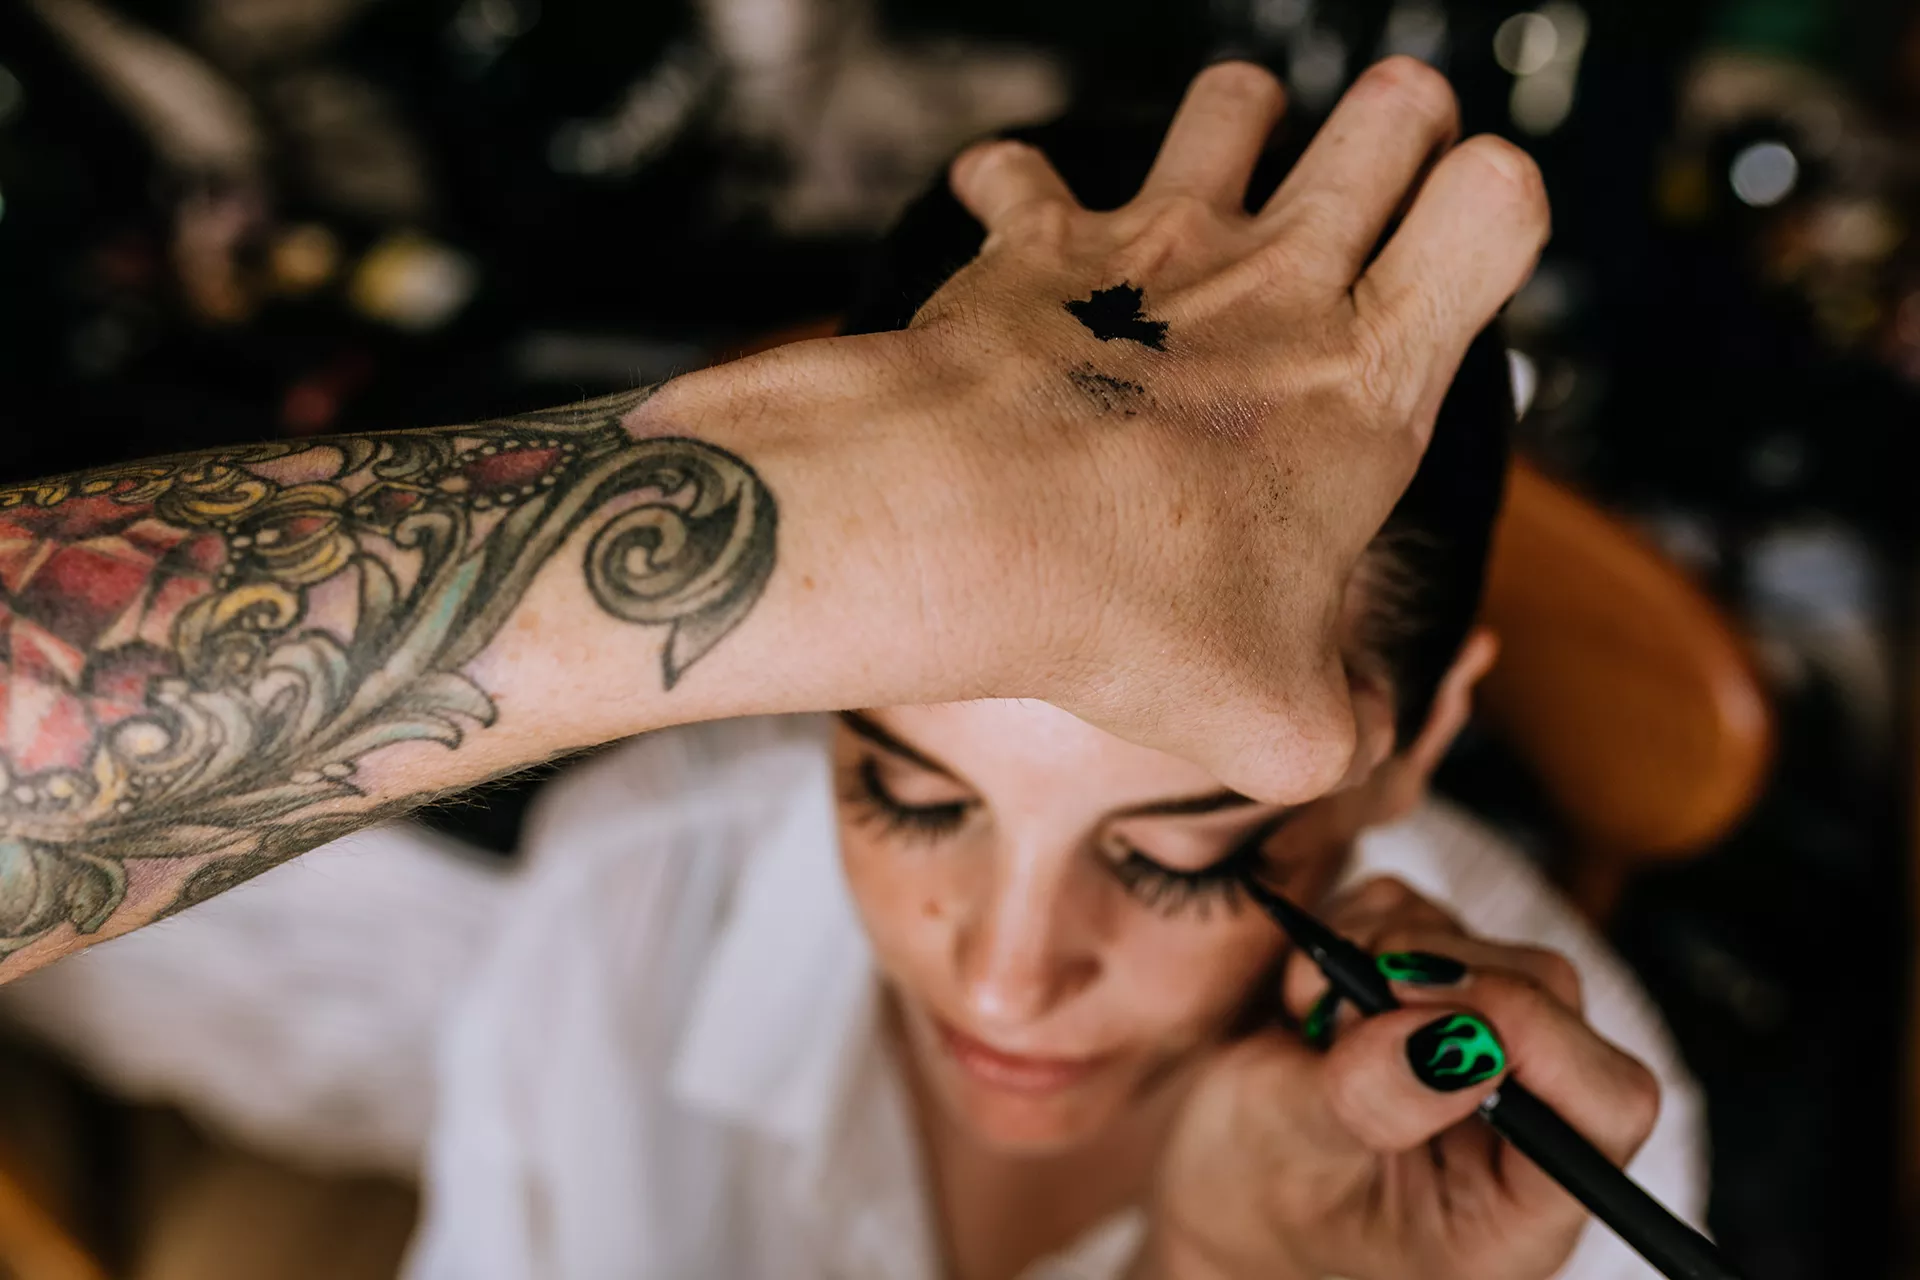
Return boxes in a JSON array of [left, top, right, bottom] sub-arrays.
[[1240, 876, 1743, 1280]]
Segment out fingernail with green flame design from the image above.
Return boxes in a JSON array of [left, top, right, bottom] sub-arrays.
[[1406, 1013, 1506, 1092], [1376, 951, 1467, 986], [1303, 989, 1341, 1049]]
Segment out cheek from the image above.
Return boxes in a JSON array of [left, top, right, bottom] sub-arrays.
[[1108, 911, 1284, 1044], [835, 815, 954, 980]]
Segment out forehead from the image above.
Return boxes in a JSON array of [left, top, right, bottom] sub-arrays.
[[853, 701, 1226, 811]]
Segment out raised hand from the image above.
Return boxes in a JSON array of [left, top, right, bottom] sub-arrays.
[[1139, 878, 1660, 1280], [842, 57, 1548, 802]]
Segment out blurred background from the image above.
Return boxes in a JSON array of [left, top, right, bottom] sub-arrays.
[[0, 0, 1914, 1276]]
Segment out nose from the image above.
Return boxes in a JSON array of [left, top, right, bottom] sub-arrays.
[[952, 849, 1099, 1029]]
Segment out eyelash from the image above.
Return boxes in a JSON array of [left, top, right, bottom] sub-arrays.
[[844, 756, 973, 842], [845, 752, 1293, 920], [1106, 835, 1265, 920]]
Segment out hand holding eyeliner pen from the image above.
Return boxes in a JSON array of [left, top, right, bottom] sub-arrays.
[[1239, 876, 1743, 1280]]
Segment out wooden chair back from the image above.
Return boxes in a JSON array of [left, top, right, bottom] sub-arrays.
[[1475, 459, 1775, 921]]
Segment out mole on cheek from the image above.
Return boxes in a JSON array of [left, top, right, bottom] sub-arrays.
[[922, 899, 942, 919]]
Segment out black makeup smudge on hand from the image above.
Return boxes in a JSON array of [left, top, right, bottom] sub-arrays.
[[1064, 283, 1168, 350], [1066, 364, 1147, 416]]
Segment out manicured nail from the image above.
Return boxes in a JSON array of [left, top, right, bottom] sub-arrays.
[[1406, 1013, 1506, 1092], [1303, 989, 1341, 1049], [1377, 951, 1467, 987]]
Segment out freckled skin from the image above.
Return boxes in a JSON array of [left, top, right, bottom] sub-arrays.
[[830, 699, 1437, 1156]]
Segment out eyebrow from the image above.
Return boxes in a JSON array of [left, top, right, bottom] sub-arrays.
[[839, 711, 1270, 822], [837, 711, 961, 780], [1109, 789, 1264, 820]]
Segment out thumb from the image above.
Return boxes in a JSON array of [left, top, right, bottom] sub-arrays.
[[1207, 1004, 1506, 1183]]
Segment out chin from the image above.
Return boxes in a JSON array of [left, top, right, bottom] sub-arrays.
[[942, 1077, 1125, 1157], [902, 1005, 1137, 1156]]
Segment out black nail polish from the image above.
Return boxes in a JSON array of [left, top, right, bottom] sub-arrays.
[[1376, 950, 1467, 986], [1406, 1013, 1506, 1092]]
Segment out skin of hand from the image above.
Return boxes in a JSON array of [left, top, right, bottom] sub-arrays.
[[646, 56, 1548, 805], [1131, 877, 1663, 1280], [0, 58, 1541, 980]]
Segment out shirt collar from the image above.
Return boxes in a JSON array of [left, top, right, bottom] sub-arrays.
[[664, 719, 944, 1278], [665, 717, 879, 1153]]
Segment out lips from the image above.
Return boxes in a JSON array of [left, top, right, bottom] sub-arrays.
[[932, 1017, 1108, 1096]]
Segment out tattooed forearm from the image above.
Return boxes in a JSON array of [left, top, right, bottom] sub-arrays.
[[0, 387, 776, 960]]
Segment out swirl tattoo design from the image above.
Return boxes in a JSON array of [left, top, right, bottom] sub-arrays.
[[0, 388, 776, 958]]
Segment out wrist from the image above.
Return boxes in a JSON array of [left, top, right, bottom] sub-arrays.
[[617, 331, 1030, 717]]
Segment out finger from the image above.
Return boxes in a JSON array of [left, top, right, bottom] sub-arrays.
[[950, 139, 1077, 234], [1286, 935, 1583, 1038], [1375, 930, 1585, 1013], [1455, 972, 1662, 1174], [1353, 133, 1550, 406], [1139, 61, 1288, 209], [1259, 56, 1460, 279], [1280, 878, 1461, 1019], [1318, 1003, 1509, 1154], [1326, 875, 1463, 938]]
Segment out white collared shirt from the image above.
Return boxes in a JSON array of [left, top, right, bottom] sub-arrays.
[[406, 715, 1706, 1280], [2, 715, 1707, 1280]]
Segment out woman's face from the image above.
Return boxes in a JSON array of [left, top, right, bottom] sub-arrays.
[[833, 699, 1414, 1157]]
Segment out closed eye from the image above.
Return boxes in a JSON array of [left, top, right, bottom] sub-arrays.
[[1104, 810, 1299, 920], [842, 755, 973, 842]]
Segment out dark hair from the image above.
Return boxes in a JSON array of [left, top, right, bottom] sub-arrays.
[[841, 109, 1511, 745]]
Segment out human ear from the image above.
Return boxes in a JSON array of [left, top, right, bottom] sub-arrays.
[[1378, 627, 1500, 817]]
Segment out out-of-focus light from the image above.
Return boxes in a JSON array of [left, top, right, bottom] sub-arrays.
[[1511, 69, 1573, 133], [548, 44, 709, 178], [1251, 0, 1312, 39], [1746, 431, 1806, 489], [1493, 12, 1557, 76], [1381, 1, 1448, 64], [1808, 198, 1898, 264], [1729, 141, 1798, 207], [270, 224, 342, 295], [349, 234, 477, 331], [0, 65, 22, 125], [1288, 26, 1348, 110], [1506, 348, 1538, 418], [1499, 4, 1587, 135], [451, 0, 538, 64]]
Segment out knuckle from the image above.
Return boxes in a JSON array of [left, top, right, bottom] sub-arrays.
[[1344, 322, 1406, 421], [1375, 923, 1447, 958], [1530, 949, 1584, 1010], [1360, 55, 1458, 130], [1619, 1058, 1663, 1142], [973, 138, 1036, 176], [1351, 875, 1420, 915], [1119, 195, 1219, 275], [1145, 192, 1216, 232], [1003, 197, 1072, 245], [1470, 967, 1551, 1017]]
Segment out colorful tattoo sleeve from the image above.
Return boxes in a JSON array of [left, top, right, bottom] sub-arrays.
[[0, 388, 776, 962]]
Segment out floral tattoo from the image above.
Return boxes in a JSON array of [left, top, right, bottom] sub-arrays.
[[0, 388, 775, 958]]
